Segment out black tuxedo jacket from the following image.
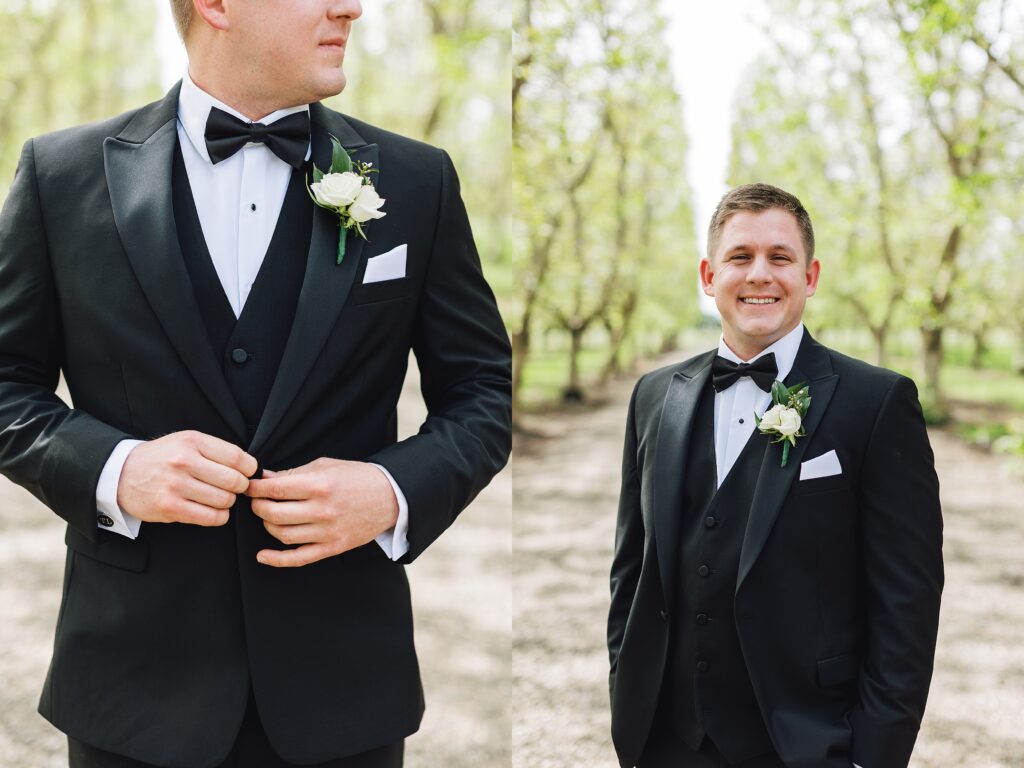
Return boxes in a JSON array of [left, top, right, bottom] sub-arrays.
[[0, 84, 511, 767], [608, 332, 943, 768]]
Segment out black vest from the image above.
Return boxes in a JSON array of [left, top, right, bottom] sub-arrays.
[[171, 144, 312, 441], [663, 383, 775, 764]]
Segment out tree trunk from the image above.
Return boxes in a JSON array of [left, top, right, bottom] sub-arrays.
[[970, 329, 987, 370], [563, 327, 584, 402], [871, 324, 888, 367], [511, 326, 530, 423], [920, 326, 947, 420], [601, 292, 638, 383]]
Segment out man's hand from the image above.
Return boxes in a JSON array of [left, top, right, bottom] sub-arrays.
[[245, 458, 400, 567], [117, 431, 258, 526]]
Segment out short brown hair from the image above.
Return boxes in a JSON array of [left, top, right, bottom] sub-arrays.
[[707, 183, 815, 263], [170, 0, 193, 40]]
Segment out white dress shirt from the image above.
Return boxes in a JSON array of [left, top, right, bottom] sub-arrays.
[[712, 324, 804, 487], [95, 72, 409, 560]]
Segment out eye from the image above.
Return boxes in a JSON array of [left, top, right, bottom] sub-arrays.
[[771, 253, 793, 263], [729, 253, 751, 262]]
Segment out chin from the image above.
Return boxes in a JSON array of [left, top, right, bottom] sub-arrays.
[[312, 73, 347, 100], [736, 324, 783, 346]]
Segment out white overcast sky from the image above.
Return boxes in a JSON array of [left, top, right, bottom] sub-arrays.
[[659, 1, 770, 253]]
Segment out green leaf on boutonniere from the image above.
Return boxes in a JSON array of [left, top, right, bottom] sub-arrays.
[[771, 380, 789, 406], [312, 165, 324, 184], [331, 136, 353, 174]]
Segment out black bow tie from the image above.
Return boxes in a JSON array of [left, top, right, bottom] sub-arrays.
[[204, 107, 310, 169], [711, 353, 778, 393]]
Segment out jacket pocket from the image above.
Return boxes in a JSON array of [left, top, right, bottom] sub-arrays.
[[791, 473, 849, 496], [65, 525, 148, 572], [349, 277, 413, 306], [816, 651, 860, 687]]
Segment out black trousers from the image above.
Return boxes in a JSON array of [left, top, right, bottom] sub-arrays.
[[67, 691, 403, 768], [638, 725, 784, 768]]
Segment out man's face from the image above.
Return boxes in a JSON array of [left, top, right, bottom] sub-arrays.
[[231, 0, 363, 107], [699, 208, 820, 360]]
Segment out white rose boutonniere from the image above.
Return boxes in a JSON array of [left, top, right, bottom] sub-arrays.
[[754, 381, 811, 467], [308, 135, 386, 264]]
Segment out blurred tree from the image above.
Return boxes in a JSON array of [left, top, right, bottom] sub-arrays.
[[513, 0, 696, 414], [914, 0, 1024, 95], [0, 0, 162, 196], [888, 0, 1013, 415]]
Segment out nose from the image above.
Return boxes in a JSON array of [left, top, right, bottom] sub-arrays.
[[330, 0, 362, 20], [746, 253, 772, 283]]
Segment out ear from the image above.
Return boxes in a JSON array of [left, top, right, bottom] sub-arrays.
[[805, 258, 821, 297], [699, 257, 716, 297], [193, 0, 230, 32]]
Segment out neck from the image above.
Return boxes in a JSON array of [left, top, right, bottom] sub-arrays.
[[188, 59, 301, 122], [722, 337, 769, 363]]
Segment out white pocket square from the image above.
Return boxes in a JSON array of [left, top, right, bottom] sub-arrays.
[[362, 244, 407, 284], [800, 449, 842, 480]]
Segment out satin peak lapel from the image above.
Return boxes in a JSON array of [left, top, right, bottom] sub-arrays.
[[103, 93, 247, 443], [653, 357, 714, 603], [737, 341, 839, 591], [249, 110, 379, 455]]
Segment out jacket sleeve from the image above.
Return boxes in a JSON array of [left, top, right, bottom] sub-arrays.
[[849, 375, 943, 768], [368, 149, 511, 563], [0, 139, 132, 540], [608, 378, 644, 695]]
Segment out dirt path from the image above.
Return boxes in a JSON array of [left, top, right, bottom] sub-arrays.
[[0, 373, 512, 768], [512, 351, 1024, 768]]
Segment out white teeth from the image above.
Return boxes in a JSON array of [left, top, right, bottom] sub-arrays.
[[741, 298, 778, 304]]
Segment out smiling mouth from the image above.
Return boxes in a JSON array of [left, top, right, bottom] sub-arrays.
[[740, 298, 779, 304]]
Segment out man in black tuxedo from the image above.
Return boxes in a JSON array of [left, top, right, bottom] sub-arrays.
[[0, 1, 511, 766], [607, 184, 942, 768]]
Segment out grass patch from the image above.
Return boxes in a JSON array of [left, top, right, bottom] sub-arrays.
[[882, 356, 1024, 413], [519, 347, 607, 408], [940, 365, 1024, 412]]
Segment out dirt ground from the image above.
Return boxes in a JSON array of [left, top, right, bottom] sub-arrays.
[[511, 351, 1024, 768], [3, 352, 1023, 768]]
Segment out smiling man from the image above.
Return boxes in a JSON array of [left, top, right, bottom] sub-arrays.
[[608, 184, 943, 768], [0, 1, 511, 767]]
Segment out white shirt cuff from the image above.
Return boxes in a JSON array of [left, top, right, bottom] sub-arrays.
[[95, 439, 144, 539], [371, 463, 409, 561]]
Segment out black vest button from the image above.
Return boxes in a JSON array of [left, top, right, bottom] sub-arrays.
[[704, 516, 717, 528], [696, 613, 709, 626], [660, 609, 669, 621], [97, 514, 114, 527], [231, 348, 249, 364], [696, 660, 710, 673], [697, 565, 710, 577]]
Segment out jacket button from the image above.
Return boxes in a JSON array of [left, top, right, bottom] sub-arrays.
[[704, 516, 717, 529], [696, 660, 710, 673], [696, 613, 709, 626], [231, 348, 249, 364], [697, 565, 710, 577], [660, 609, 669, 621], [97, 514, 114, 527]]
